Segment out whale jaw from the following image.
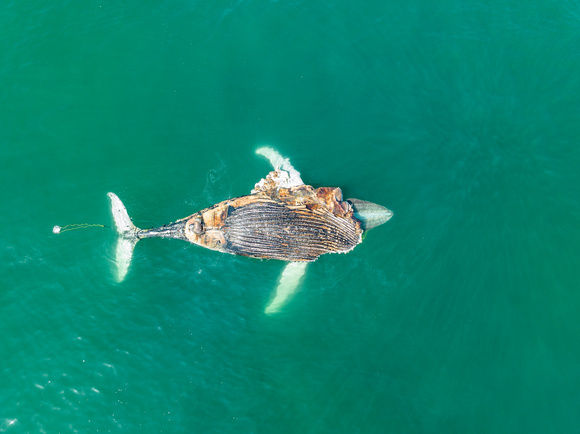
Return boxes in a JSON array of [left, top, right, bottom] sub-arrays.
[[347, 198, 393, 231]]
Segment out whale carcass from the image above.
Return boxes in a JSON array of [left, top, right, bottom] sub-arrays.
[[108, 147, 393, 313]]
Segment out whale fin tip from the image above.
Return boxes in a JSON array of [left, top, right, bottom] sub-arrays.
[[265, 262, 308, 314]]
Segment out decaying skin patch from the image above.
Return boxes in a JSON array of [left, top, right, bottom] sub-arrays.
[[182, 170, 363, 261]]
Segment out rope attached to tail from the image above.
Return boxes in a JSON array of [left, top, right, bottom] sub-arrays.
[[52, 223, 106, 234]]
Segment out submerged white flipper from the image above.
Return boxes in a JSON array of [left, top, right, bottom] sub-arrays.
[[265, 262, 308, 314], [256, 147, 304, 187], [108, 192, 140, 282]]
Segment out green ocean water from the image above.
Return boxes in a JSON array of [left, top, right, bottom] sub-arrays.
[[2, 0, 580, 432]]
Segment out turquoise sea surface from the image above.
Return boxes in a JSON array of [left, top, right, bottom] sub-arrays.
[[2, 1, 580, 432]]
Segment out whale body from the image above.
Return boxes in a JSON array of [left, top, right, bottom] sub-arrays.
[[109, 147, 393, 313]]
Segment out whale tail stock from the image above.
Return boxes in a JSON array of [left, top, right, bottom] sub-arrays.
[[108, 192, 141, 282]]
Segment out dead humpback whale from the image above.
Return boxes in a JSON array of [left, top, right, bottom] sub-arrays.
[[109, 147, 393, 313]]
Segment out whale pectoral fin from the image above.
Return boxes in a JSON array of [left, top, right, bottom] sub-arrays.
[[256, 146, 304, 187], [265, 262, 308, 314]]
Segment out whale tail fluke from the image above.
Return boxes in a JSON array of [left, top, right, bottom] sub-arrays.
[[108, 192, 140, 282]]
